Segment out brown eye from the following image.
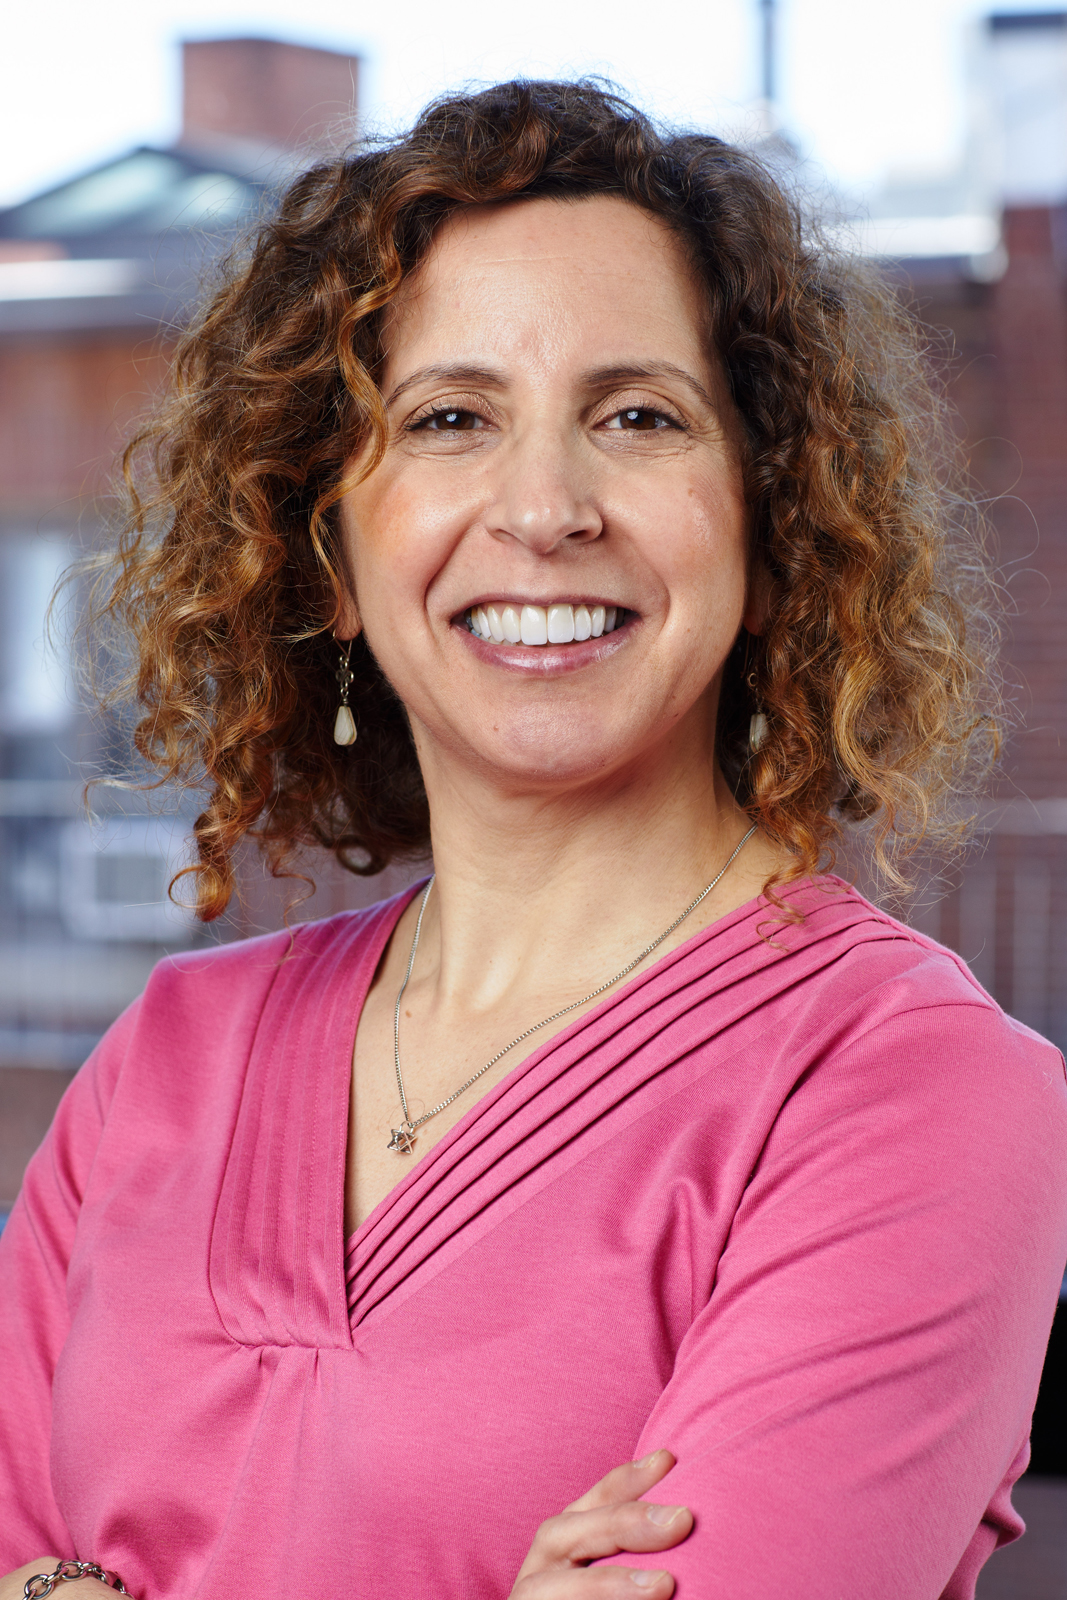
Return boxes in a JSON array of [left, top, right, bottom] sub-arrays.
[[419, 408, 482, 431], [606, 407, 675, 431]]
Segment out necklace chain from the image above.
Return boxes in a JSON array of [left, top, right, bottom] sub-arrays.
[[387, 825, 758, 1153]]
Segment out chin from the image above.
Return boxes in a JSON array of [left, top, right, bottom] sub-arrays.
[[471, 720, 640, 791]]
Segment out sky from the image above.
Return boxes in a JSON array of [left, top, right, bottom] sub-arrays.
[[0, 0, 1060, 210]]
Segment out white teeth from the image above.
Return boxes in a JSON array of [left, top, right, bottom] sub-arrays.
[[502, 605, 521, 643], [520, 604, 548, 645], [468, 602, 624, 645], [547, 603, 575, 644]]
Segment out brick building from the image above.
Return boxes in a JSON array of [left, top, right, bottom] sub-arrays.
[[0, 37, 384, 1210], [881, 13, 1067, 1057]]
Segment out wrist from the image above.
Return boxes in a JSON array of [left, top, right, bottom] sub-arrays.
[[0, 1568, 57, 1600], [21, 1563, 128, 1598]]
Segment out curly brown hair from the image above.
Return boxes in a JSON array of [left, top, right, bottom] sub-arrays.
[[83, 79, 1000, 921]]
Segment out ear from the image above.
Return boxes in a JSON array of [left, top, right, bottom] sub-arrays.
[[334, 588, 363, 643], [332, 489, 364, 640], [742, 561, 773, 637]]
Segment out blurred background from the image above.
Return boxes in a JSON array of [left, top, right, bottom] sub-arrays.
[[0, 1, 1064, 1590]]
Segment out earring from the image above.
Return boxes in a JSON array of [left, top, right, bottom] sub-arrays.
[[333, 638, 357, 746], [746, 668, 767, 753]]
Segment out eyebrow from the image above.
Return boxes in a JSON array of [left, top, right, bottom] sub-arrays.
[[385, 364, 506, 407], [578, 362, 718, 411], [384, 358, 719, 414]]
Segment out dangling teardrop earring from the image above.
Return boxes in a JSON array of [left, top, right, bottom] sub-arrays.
[[333, 638, 357, 746], [746, 668, 768, 753]]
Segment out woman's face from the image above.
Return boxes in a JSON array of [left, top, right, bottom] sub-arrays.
[[339, 194, 757, 796]]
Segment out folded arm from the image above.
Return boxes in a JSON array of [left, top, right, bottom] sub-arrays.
[[591, 1004, 1067, 1598]]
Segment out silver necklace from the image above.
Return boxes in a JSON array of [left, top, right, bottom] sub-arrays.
[[386, 824, 758, 1152]]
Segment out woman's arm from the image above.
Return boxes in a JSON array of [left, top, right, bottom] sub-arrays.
[[0, 1564, 117, 1600], [0, 1458, 691, 1600], [0, 1004, 139, 1567], [590, 1003, 1067, 1598]]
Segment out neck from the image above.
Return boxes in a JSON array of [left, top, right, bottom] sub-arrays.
[[406, 712, 773, 1017]]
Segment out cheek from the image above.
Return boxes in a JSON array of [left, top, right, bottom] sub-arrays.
[[648, 478, 750, 677], [686, 480, 748, 559], [627, 470, 748, 600], [344, 477, 440, 609]]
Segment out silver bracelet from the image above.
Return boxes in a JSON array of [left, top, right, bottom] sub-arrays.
[[23, 1562, 128, 1598]]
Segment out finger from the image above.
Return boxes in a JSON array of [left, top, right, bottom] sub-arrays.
[[513, 1564, 675, 1598], [565, 1450, 677, 1515], [513, 1499, 693, 1589]]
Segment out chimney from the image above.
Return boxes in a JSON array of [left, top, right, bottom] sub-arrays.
[[181, 37, 359, 154], [987, 12, 1067, 206]]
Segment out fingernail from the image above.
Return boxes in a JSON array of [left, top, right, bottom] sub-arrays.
[[646, 1503, 685, 1526], [633, 1451, 662, 1470], [630, 1571, 668, 1589]]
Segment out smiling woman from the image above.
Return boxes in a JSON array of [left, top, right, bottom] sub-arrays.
[[0, 80, 1065, 1600], [84, 82, 994, 920]]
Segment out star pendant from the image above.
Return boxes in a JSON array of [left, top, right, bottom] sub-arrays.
[[387, 1124, 418, 1154]]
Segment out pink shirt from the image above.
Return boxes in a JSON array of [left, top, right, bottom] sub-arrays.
[[1, 879, 1065, 1599]]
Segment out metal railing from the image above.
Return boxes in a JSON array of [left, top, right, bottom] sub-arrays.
[[908, 802, 1067, 1052]]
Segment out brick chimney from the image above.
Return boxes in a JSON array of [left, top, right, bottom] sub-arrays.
[[181, 37, 359, 153]]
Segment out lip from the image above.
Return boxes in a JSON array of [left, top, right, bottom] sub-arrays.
[[458, 596, 626, 612], [453, 613, 637, 675]]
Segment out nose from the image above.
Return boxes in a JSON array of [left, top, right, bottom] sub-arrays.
[[483, 425, 602, 553]]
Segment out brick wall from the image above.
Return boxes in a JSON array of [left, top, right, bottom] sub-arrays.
[[0, 332, 171, 520], [920, 206, 1067, 803]]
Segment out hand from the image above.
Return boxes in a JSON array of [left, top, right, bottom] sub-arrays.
[[0, 1562, 118, 1600], [510, 1449, 693, 1598]]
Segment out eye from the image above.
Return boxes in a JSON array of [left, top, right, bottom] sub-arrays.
[[410, 407, 485, 433], [603, 407, 679, 432]]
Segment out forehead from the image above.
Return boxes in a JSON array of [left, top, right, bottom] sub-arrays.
[[381, 194, 709, 371]]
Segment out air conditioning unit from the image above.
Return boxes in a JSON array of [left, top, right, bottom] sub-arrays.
[[59, 814, 197, 942]]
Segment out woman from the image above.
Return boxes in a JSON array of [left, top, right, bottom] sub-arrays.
[[1, 81, 1065, 1600]]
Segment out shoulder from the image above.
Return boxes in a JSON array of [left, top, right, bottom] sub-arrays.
[[770, 874, 1016, 1020], [757, 876, 1067, 1136], [721, 875, 1065, 1108], [98, 884, 419, 1078], [141, 884, 417, 1010], [65, 884, 419, 1132], [712, 885, 1067, 1278]]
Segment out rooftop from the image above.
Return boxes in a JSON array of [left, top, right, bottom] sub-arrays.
[[0, 36, 358, 335]]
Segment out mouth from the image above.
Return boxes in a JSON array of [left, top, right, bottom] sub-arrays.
[[463, 601, 627, 646]]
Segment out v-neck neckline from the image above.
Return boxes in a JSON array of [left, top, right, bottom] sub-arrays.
[[207, 873, 870, 1349], [339, 875, 827, 1255]]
